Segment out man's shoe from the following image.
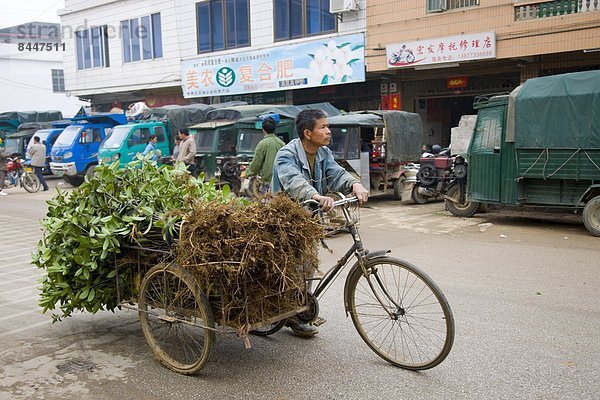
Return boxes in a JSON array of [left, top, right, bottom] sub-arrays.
[[286, 321, 319, 337], [42, 188, 49, 191], [0, 191, 7, 196]]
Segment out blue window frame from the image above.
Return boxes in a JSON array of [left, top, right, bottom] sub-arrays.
[[274, 0, 335, 41], [196, 0, 249, 53], [75, 26, 109, 70], [121, 13, 163, 63]]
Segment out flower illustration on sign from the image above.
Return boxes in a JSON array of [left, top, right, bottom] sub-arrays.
[[308, 39, 363, 85]]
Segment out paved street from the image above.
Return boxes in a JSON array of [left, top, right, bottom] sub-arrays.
[[0, 179, 599, 400]]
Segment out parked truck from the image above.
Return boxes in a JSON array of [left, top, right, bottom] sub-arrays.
[[326, 110, 422, 200], [25, 121, 71, 174], [445, 70, 600, 236], [50, 113, 127, 186], [98, 103, 245, 168], [189, 103, 339, 192], [0, 111, 62, 138], [3, 122, 53, 158]]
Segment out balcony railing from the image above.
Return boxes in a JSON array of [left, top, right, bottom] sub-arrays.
[[515, 0, 599, 20]]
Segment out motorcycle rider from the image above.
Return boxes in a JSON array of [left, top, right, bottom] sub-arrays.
[[0, 138, 7, 196]]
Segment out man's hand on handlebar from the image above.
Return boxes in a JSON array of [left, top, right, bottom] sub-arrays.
[[312, 194, 335, 212], [352, 182, 369, 205]]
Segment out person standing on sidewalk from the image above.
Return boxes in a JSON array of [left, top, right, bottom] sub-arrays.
[[241, 116, 284, 191], [176, 128, 197, 175], [28, 136, 49, 191], [0, 138, 8, 196]]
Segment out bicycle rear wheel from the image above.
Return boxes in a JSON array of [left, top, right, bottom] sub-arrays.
[[346, 257, 454, 370], [139, 263, 214, 375]]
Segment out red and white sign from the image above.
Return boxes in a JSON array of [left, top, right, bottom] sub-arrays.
[[386, 32, 496, 69]]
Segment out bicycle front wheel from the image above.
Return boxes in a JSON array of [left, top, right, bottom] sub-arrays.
[[139, 263, 214, 375], [346, 257, 454, 370]]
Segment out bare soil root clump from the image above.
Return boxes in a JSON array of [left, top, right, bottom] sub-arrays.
[[177, 194, 325, 333]]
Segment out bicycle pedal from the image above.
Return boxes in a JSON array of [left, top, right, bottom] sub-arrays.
[[312, 316, 327, 327]]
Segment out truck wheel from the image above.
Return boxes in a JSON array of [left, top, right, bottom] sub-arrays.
[[411, 184, 429, 204], [445, 184, 480, 217], [63, 175, 84, 187], [582, 196, 600, 237], [393, 178, 405, 200]]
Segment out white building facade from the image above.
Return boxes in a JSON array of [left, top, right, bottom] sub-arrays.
[[59, 0, 373, 111], [0, 22, 88, 117]]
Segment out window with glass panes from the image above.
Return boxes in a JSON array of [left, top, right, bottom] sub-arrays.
[[51, 69, 65, 92], [75, 25, 110, 70], [121, 13, 163, 63], [274, 0, 336, 41], [196, 0, 250, 53]]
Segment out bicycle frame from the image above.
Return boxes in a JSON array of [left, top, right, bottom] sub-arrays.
[[309, 195, 405, 319]]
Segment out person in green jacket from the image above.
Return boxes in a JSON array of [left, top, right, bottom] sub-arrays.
[[243, 117, 285, 192]]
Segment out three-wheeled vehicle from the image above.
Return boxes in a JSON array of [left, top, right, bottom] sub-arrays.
[[446, 70, 600, 236], [326, 111, 422, 200], [97, 103, 231, 167], [189, 103, 339, 192]]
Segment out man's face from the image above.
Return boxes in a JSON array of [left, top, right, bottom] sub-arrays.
[[304, 118, 331, 147]]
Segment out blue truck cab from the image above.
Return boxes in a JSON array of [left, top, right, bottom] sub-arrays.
[[25, 121, 70, 174], [50, 113, 127, 186], [98, 120, 170, 167]]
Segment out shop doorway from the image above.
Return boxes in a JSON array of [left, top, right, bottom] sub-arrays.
[[415, 95, 475, 149]]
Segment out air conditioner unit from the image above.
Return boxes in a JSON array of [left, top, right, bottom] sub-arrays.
[[427, 0, 447, 12], [330, 0, 359, 14]]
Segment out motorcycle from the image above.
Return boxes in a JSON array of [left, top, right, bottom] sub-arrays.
[[411, 148, 467, 204], [4, 157, 41, 193]]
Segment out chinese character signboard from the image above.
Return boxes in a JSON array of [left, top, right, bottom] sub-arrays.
[[389, 94, 400, 110], [381, 94, 401, 110], [386, 32, 495, 69], [447, 76, 468, 89], [182, 33, 365, 98]]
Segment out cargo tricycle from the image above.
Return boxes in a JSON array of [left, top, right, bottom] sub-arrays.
[[116, 194, 455, 374]]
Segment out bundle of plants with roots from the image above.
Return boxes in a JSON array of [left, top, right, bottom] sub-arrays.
[[177, 194, 325, 333]]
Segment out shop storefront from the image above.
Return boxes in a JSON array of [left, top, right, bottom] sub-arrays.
[[181, 33, 367, 108]]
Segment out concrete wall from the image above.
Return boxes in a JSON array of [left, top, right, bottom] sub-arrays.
[[60, 0, 367, 97], [60, 0, 183, 97], [366, 0, 600, 71], [0, 43, 87, 117]]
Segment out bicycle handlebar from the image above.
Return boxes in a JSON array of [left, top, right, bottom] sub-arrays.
[[301, 194, 359, 211]]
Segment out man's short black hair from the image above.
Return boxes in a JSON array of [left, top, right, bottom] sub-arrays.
[[295, 109, 328, 139], [33, 136, 41, 142], [262, 117, 277, 134], [148, 134, 157, 141], [179, 128, 189, 136]]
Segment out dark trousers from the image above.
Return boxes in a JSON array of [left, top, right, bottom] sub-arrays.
[[34, 166, 49, 190]]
